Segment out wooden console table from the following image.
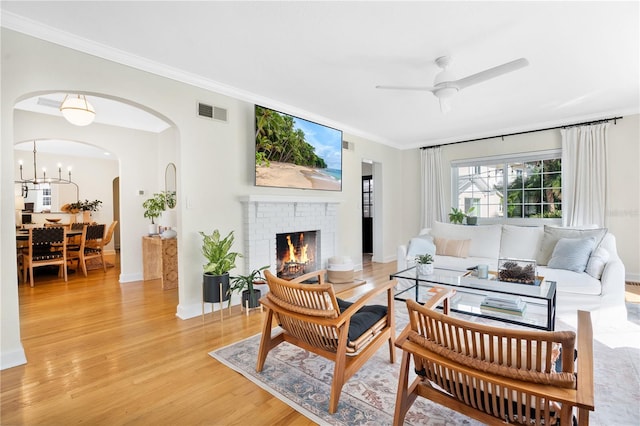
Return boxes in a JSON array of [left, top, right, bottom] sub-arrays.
[[142, 236, 178, 290]]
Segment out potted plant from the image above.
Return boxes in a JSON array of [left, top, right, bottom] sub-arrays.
[[66, 199, 102, 222], [448, 207, 465, 224], [415, 253, 434, 275], [200, 229, 242, 304], [465, 206, 477, 225], [142, 192, 169, 235], [229, 265, 270, 309]]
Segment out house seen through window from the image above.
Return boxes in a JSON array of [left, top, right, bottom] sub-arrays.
[[452, 151, 562, 220]]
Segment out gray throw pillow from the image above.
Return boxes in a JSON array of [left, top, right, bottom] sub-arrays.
[[547, 237, 596, 272], [536, 226, 607, 265]]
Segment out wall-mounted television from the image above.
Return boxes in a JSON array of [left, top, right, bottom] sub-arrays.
[[255, 105, 342, 191]]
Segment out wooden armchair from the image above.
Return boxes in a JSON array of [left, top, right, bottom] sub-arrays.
[[394, 288, 594, 426], [257, 269, 396, 413]]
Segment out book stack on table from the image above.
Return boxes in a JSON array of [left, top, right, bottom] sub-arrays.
[[480, 295, 527, 316]]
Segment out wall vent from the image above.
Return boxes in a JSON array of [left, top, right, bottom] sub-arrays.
[[342, 140, 354, 150], [197, 102, 228, 122], [213, 106, 228, 122]]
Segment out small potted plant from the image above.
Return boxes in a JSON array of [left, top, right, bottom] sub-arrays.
[[415, 253, 434, 275], [448, 207, 465, 224], [465, 206, 477, 225], [229, 265, 270, 309], [142, 192, 169, 235], [200, 229, 242, 304]]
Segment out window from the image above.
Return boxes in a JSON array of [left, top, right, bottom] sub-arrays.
[[36, 184, 52, 211], [452, 151, 561, 220]]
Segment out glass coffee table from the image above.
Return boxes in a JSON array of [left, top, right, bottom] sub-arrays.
[[391, 266, 557, 331]]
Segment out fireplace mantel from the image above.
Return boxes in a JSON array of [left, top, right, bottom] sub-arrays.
[[239, 195, 340, 205]]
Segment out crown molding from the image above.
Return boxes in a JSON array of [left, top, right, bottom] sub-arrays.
[[1, 11, 393, 147]]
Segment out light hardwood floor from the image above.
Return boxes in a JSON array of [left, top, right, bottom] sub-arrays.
[[1, 254, 397, 425]]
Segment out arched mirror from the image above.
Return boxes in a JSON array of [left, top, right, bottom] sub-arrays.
[[165, 162, 177, 209]]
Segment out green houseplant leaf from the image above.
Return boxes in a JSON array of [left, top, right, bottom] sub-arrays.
[[199, 229, 242, 276], [448, 207, 465, 224], [415, 253, 433, 264], [142, 191, 175, 224], [229, 265, 269, 298]]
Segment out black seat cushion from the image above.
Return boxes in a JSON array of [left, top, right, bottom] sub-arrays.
[[337, 298, 387, 342]]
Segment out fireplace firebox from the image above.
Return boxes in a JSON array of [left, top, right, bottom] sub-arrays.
[[276, 231, 319, 280]]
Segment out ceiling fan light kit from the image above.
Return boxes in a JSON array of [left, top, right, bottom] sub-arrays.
[[376, 56, 529, 113], [60, 94, 96, 126]]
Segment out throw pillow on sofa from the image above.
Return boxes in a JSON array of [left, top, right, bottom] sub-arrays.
[[432, 221, 501, 259], [434, 237, 471, 258], [536, 225, 607, 265], [547, 237, 596, 272], [406, 235, 436, 259], [499, 225, 544, 260]]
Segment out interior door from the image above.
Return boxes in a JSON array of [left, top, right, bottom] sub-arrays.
[[362, 175, 373, 254]]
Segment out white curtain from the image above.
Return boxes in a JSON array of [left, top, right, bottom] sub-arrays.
[[420, 147, 446, 228], [561, 123, 610, 227]]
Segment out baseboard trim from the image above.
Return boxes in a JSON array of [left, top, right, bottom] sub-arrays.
[[626, 273, 640, 284], [176, 301, 230, 320], [119, 272, 143, 283], [1, 346, 27, 370]]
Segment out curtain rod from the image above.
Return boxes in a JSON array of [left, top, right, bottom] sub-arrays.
[[420, 116, 623, 150]]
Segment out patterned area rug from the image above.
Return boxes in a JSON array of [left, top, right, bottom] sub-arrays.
[[210, 301, 640, 425]]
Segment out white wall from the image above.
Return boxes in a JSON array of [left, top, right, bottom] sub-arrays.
[[397, 115, 640, 282], [1, 29, 404, 368]]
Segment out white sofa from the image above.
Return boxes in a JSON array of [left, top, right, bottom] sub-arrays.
[[397, 221, 627, 327]]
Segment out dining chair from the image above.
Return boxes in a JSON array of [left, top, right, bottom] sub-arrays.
[[22, 226, 68, 287], [67, 222, 90, 250], [68, 224, 106, 276], [16, 239, 29, 283], [89, 220, 117, 249]]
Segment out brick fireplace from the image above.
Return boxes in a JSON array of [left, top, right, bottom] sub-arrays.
[[240, 196, 340, 277]]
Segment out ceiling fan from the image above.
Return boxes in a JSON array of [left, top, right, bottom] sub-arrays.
[[376, 56, 529, 113]]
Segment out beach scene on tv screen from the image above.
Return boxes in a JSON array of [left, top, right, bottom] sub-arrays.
[[255, 106, 342, 191]]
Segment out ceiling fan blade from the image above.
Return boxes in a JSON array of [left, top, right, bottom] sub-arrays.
[[454, 58, 529, 90], [375, 85, 436, 92]]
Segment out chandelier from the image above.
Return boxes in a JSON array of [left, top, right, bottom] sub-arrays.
[[15, 140, 79, 199], [60, 94, 96, 126]]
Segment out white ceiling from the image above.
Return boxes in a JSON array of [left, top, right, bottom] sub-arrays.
[[2, 1, 639, 150], [13, 93, 171, 158]]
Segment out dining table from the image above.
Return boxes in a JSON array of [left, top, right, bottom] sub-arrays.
[[16, 228, 83, 241]]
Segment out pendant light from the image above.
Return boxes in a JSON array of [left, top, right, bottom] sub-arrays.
[[60, 94, 96, 126]]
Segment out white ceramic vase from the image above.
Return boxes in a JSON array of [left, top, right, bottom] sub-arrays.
[[417, 263, 434, 276], [161, 229, 177, 239]]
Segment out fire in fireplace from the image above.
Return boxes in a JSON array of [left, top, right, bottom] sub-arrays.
[[276, 231, 318, 280]]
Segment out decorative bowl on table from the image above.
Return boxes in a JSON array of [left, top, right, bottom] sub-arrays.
[[497, 258, 537, 284], [45, 218, 62, 223]]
